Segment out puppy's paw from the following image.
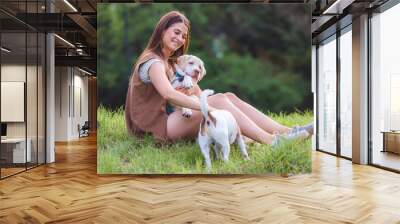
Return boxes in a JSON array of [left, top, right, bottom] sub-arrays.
[[182, 76, 194, 89], [244, 156, 250, 161], [182, 108, 192, 118]]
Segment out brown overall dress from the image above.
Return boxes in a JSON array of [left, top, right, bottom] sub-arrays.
[[124, 52, 173, 141]]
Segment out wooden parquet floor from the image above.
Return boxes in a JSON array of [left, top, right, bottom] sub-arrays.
[[1, 135, 400, 223]]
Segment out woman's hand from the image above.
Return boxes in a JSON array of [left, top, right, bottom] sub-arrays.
[[149, 63, 202, 111], [176, 85, 217, 112], [176, 86, 195, 95]]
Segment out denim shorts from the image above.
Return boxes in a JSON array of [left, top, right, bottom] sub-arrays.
[[166, 103, 175, 115]]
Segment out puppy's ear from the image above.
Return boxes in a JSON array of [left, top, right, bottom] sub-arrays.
[[177, 55, 184, 65], [201, 64, 206, 80], [199, 62, 206, 81], [184, 54, 191, 61]]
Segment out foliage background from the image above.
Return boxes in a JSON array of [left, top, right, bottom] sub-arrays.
[[98, 3, 312, 113]]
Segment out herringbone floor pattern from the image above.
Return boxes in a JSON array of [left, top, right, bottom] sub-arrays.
[[1, 135, 400, 223]]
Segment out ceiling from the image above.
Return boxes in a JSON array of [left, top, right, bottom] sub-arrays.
[[310, 0, 390, 43], [1, 0, 97, 75]]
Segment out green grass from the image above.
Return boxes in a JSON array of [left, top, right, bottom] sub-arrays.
[[97, 106, 313, 175]]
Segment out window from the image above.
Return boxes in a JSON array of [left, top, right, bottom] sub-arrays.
[[370, 3, 400, 171], [339, 26, 352, 158], [0, 1, 46, 179], [318, 35, 337, 154]]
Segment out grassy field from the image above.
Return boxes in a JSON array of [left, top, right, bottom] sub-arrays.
[[97, 106, 313, 175]]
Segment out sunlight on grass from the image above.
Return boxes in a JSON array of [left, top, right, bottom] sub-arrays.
[[97, 106, 313, 175]]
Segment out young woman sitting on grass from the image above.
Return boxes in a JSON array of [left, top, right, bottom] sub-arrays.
[[124, 11, 313, 146]]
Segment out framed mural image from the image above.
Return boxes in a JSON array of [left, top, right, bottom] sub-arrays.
[[97, 3, 313, 175]]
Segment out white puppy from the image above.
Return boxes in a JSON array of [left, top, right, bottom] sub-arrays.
[[198, 89, 250, 169], [171, 55, 206, 118]]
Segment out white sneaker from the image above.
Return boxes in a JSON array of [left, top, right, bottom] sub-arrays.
[[271, 129, 309, 147], [291, 122, 314, 135]]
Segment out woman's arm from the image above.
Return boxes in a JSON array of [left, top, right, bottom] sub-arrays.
[[148, 62, 207, 111], [193, 84, 202, 98]]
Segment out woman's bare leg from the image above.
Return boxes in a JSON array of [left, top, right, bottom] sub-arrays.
[[167, 110, 202, 140], [207, 94, 275, 144], [167, 94, 275, 144], [224, 92, 291, 134]]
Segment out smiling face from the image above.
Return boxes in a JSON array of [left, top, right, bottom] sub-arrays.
[[176, 55, 206, 82], [161, 22, 188, 54], [142, 11, 190, 63]]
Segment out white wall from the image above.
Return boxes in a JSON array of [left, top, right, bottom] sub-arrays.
[[1, 65, 26, 128], [55, 67, 89, 141], [1, 63, 46, 164], [1, 65, 42, 137], [55, 66, 69, 141], [72, 72, 89, 138], [1, 82, 25, 122]]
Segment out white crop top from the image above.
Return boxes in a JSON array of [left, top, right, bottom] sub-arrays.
[[138, 58, 163, 84]]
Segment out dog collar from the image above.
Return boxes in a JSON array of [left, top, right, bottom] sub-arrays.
[[175, 64, 189, 75], [175, 71, 185, 78], [174, 64, 187, 82]]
